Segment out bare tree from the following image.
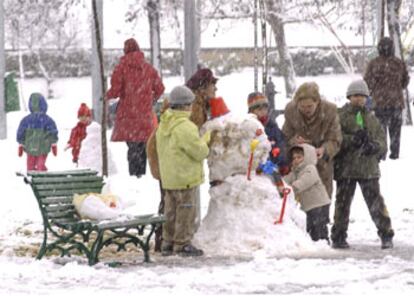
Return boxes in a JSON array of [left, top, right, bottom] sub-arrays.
[[147, 0, 162, 72], [0, 0, 6, 140], [92, 0, 108, 176], [4, 0, 83, 100]]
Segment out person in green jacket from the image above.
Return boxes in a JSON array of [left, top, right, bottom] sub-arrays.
[[156, 85, 210, 257], [331, 79, 394, 249]]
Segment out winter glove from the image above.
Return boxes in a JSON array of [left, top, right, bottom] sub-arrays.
[[352, 129, 368, 148], [18, 145, 24, 157], [361, 140, 380, 156], [271, 147, 280, 158], [51, 144, 58, 156], [279, 165, 290, 176]]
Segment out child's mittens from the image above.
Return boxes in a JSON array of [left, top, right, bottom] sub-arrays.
[[51, 144, 58, 156], [18, 145, 24, 157], [271, 147, 280, 158]]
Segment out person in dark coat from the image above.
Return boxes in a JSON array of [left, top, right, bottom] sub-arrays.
[[247, 92, 289, 181], [16, 93, 58, 171], [106, 38, 165, 177], [364, 37, 410, 160], [331, 79, 394, 249]]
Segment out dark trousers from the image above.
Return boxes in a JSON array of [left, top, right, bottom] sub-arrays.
[[331, 178, 394, 242], [306, 204, 330, 241], [374, 107, 402, 158], [126, 142, 147, 176], [154, 181, 165, 252]]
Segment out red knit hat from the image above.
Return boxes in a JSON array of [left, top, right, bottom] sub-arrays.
[[186, 68, 218, 91], [210, 97, 230, 119], [247, 92, 268, 110], [78, 103, 91, 118]]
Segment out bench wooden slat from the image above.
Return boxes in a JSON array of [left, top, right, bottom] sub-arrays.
[[32, 176, 103, 184], [52, 218, 88, 226], [47, 210, 78, 219], [28, 169, 97, 177], [41, 196, 74, 204], [45, 204, 75, 212], [34, 181, 104, 191], [98, 215, 166, 229], [36, 188, 103, 198]]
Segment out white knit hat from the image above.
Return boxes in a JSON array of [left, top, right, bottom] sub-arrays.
[[346, 79, 370, 98], [169, 85, 195, 106]]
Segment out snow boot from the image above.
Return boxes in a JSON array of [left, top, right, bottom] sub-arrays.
[[161, 243, 173, 256], [176, 244, 204, 257], [331, 239, 350, 249], [381, 237, 393, 249]]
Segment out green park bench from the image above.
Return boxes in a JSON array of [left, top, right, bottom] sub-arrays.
[[20, 169, 165, 266]]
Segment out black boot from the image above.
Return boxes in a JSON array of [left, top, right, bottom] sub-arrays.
[[176, 244, 204, 257], [381, 237, 393, 249], [332, 239, 350, 249]]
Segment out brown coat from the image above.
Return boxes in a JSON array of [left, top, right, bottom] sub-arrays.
[[282, 99, 342, 197], [364, 56, 409, 109], [146, 99, 170, 180]]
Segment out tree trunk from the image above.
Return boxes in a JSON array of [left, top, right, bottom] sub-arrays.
[[91, 0, 104, 124], [35, 51, 54, 100], [183, 0, 200, 81], [253, 0, 258, 92], [0, 0, 6, 140], [92, 0, 108, 176], [265, 0, 296, 98], [147, 0, 162, 74], [387, 0, 412, 125]]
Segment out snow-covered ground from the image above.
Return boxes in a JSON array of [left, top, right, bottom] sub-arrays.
[[1, 69, 414, 295]]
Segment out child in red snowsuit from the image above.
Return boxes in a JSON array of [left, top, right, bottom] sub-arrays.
[[65, 103, 92, 164]]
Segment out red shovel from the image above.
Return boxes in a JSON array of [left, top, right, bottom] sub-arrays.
[[274, 188, 291, 224]]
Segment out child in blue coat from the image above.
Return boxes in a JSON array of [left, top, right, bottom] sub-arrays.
[[16, 93, 58, 171], [248, 92, 289, 191]]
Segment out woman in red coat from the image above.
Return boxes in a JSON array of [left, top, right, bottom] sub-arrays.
[[106, 38, 165, 177]]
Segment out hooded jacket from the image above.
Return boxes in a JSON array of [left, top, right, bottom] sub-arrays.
[[284, 143, 330, 212], [156, 109, 209, 190], [282, 93, 342, 197], [334, 103, 386, 180], [364, 37, 410, 109], [106, 38, 165, 142], [16, 93, 58, 156]]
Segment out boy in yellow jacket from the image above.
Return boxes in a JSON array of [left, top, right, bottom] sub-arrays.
[[156, 85, 210, 256]]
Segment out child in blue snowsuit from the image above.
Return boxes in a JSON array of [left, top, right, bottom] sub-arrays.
[[16, 93, 58, 171]]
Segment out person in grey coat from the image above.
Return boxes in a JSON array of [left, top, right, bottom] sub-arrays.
[[284, 143, 331, 242]]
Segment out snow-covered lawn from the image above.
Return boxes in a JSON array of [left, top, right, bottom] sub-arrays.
[[0, 70, 413, 295]]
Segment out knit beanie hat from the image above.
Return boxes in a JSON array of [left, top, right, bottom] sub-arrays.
[[294, 82, 321, 102], [186, 68, 218, 91], [169, 85, 195, 106], [346, 79, 370, 98], [247, 92, 268, 110], [210, 97, 230, 118], [78, 103, 92, 118]]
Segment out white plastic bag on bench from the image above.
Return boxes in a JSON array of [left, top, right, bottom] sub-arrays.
[[73, 193, 123, 220]]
